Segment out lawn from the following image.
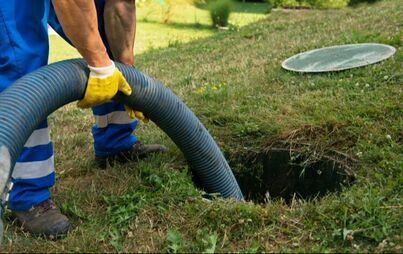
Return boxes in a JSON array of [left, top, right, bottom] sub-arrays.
[[48, 0, 270, 62], [3, 0, 402, 252]]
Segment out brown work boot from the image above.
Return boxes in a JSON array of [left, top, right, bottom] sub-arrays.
[[95, 141, 168, 169], [13, 199, 70, 238]]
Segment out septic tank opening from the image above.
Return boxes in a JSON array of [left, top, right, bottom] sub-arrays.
[[232, 147, 356, 203]]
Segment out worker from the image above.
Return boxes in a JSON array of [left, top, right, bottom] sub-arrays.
[[0, 0, 167, 237]]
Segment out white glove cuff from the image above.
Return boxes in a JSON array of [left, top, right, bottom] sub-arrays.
[[88, 61, 115, 78]]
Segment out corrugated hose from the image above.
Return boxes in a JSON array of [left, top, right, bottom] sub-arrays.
[[0, 59, 244, 241]]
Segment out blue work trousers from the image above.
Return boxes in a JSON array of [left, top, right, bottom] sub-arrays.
[[0, 0, 137, 211]]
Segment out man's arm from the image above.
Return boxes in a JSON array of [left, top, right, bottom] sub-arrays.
[[51, 0, 133, 109], [51, 0, 111, 67], [104, 0, 136, 65], [104, 0, 145, 121]]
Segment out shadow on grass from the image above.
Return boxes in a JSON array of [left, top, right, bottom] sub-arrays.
[[195, 2, 270, 14], [140, 19, 214, 31]]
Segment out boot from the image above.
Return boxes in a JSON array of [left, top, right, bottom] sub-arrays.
[[13, 199, 70, 238], [95, 141, 168, 169]]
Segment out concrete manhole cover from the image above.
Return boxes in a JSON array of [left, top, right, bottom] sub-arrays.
[[282, 43, 396, 73]]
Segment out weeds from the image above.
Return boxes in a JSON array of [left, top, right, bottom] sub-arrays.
[[165, 229, 184, 253]]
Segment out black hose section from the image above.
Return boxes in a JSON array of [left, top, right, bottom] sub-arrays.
[[0, 59, 244, 200]]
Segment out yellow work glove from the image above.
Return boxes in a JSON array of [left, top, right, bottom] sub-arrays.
[[77, 61, 146, 121], [124, 106, 148, 122], [77, 61, 131, 108]]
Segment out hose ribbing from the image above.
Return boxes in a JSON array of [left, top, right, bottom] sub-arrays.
[[0, 59, 244, 200]]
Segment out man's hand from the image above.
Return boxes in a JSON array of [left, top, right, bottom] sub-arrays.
[[52, 0, 146, 120], [78, 61, 147, 121], [124, 106, 147, 121], [77, 61, 131, 108]]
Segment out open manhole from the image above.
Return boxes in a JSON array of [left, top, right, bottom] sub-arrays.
[[233, 147, 356, 203]]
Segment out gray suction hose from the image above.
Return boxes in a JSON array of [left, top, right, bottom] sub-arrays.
[[0, 59, 244, 240]]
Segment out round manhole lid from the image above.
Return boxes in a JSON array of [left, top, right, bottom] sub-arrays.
[[282, 43, 396, 73]]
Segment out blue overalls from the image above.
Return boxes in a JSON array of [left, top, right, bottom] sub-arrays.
[[0, 0, 138, 211]]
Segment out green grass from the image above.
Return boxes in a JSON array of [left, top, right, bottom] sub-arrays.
[[48, 0, 269, 63], [3, 0, 402, 252]]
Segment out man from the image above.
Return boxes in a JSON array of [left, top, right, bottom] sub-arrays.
[[0, 0, 166, 237]]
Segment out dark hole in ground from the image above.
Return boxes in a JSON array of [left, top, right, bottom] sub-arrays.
[[232, 148, 355, 203]]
